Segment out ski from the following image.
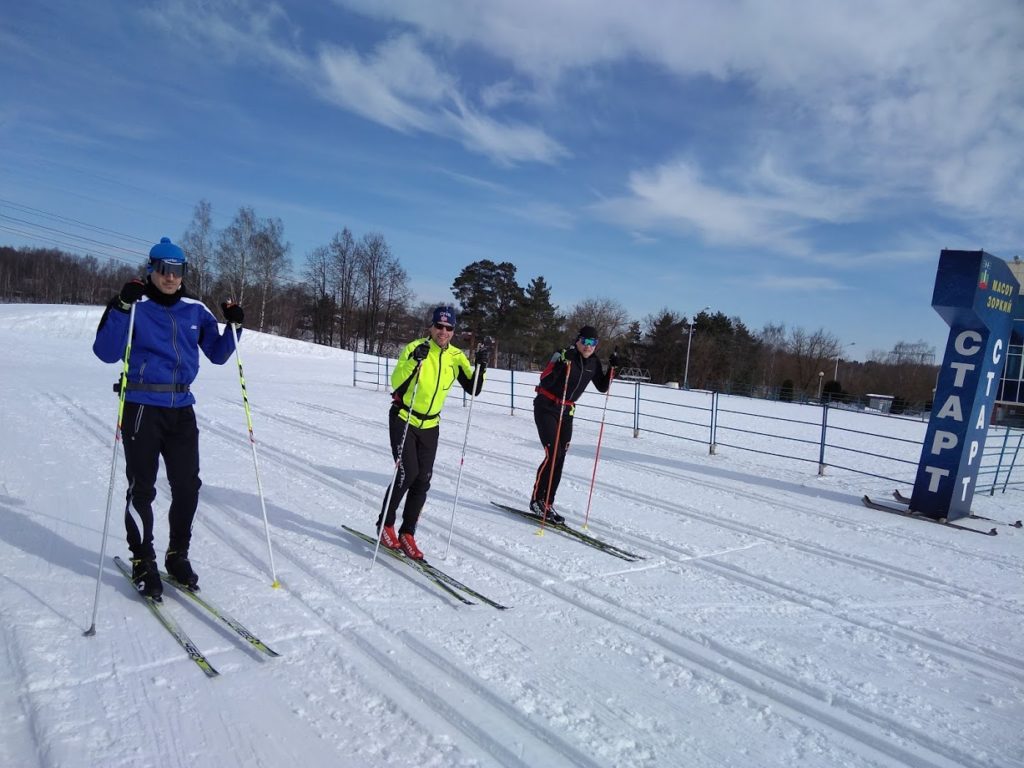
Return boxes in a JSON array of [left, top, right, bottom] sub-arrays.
[[343, 526, 508, 609], [159, 572, 280, 657], [892, 489, 1021, 527], [113, 556, 219, 677], [862, 496, 997, 536], [409, 557, 509, 610], [490, 502, 644, 562]]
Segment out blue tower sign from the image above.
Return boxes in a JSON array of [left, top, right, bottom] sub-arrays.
[[910, 250, 1021, 520]]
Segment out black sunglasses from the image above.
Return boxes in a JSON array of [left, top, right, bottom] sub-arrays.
[[152, 259, 187, 278], [433, 323, 454, 331]]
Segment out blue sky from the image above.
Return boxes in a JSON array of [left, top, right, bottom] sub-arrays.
[[2, 1, 1022, 358]]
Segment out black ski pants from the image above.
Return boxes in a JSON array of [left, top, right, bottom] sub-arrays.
[[377, 407, 439, 535], [532, 396, 574, 506], [122, 402, 202, 561]]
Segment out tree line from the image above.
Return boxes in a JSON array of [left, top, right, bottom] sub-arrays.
[[0, 199, 942, 408]]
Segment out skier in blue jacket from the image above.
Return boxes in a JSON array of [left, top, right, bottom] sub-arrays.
[[93, 237, 244, 599]]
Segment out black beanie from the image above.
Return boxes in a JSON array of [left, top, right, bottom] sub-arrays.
[[577, 325, 598, 340]]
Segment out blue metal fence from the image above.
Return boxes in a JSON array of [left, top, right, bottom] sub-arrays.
[[353, 352, 1023, 495]]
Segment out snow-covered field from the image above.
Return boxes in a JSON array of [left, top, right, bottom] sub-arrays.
[[1, 303, 1022, 768]]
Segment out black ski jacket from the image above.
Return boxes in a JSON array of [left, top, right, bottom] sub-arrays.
[[535, 345, 610, 408]]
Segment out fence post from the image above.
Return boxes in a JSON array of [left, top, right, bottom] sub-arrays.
[[352, 351, 357, 389], [633, 381, 640, 438], [990, 426, 1011, 495], [709, 391, 717, 455], [817, 402, 829, 475], [510, 369, 515, 415], [1001, 429, 1024, 494]]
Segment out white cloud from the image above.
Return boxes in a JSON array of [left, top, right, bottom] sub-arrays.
[[442, 95, 568, 165], [334, 0, 1024, 220], [316, 36, 445, 132], [593, 156, 862, 256]]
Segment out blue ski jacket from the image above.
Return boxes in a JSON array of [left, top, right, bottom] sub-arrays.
[[93, 288, 239, 408]]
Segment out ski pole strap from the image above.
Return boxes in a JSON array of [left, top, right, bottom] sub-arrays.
[[535, 387, 575, 408], [113, 382, 191, 394]]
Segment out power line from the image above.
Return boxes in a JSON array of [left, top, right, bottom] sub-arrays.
[[0, 197, 152, 247]]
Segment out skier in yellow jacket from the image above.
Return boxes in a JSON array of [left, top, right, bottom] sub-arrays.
[[377, 306, 486, 559]]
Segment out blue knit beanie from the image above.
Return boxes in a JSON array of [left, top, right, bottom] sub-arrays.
[[149, 237, 186, 263]]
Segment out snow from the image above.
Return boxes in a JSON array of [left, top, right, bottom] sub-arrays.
[[1, 303, 1022, 768]]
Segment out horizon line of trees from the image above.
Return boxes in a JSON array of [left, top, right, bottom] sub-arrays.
[[0, 199, 944, 407]]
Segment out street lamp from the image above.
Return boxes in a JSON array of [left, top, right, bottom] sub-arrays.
[[817, 371, 824, 399], [834, 341, 855, 380], [683, 306, 709, 389]]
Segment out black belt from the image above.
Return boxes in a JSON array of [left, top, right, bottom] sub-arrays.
[[391, 401, 439, 422], [113, 382, 191, 393]]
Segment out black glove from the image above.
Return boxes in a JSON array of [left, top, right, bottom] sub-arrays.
[[608, 352, 624, 369], [221, 301, 244, 325], [412, 341, 430, 361], [475, 348, 489, 368], [116, 279, 146, 311]]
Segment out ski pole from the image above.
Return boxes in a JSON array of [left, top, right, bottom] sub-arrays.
[[538, 360, 572, 535], [85, 302, 137, 637], [371, 362, 422, 569], [229, 322, 280, 588], [583, 364, 616, 530], [442, 350, 486, 559]]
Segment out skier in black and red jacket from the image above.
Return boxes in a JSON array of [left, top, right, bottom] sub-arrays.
[[530, 325, 621, 524]]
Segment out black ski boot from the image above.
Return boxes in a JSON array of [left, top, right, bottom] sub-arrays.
[[165, 551, 199, 590], [131, 558, 163, 600], [530, 499, 564, 525]]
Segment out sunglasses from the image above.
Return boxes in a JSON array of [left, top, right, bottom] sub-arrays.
[[152, 259, 187, 278], [579, 336, 599, 347], [433, 323, 454, 332]]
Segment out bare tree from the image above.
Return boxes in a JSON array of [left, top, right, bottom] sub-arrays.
[[250, 217, 289, 333], [355, 233, 407, 354], [786, 327, 840, 394], [564, 297, 630, 348], [180, 199, 215, 300], [758, 322, 786, 390], [378, 258, 412, 355], [215, 206, 258, 303], [303, 245, 333, 345], [328, 228, 358, 349]]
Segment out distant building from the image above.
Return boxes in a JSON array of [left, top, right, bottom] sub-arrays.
[[865, 394, 895, 413]]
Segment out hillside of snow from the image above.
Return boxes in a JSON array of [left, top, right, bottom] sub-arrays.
[[0, 304, 1021, 768]]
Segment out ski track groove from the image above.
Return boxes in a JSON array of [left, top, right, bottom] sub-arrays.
[[200, 411, 1008, 768], [57, 392, 1018, 767], [611, 454, 1024, 567], [0, 602, 48, 768], [215, 399, 1024, 681], [197, 490, 614, 768]]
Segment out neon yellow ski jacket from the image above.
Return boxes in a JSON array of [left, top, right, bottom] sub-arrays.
[[391, 337, 484, 428]]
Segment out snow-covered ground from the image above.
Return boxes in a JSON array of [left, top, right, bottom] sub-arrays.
[[1, 303, 1022, 768]]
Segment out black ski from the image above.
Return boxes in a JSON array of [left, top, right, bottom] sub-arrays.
[[490, 502, 644, 562], [159, 572, 280, 657], [862, 496, 997, 536], [893, 490, 1021, 528], [113, 556, 219, 677], [342, 526, 508, 609]]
